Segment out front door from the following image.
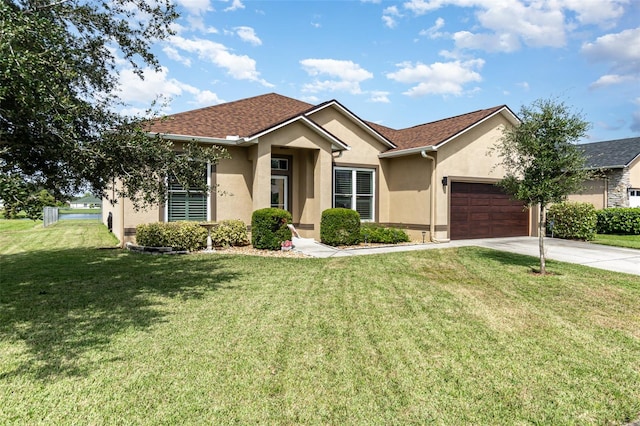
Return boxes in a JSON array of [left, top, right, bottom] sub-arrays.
[[271, 175, 288, 210], [630, 189, 640, 207]]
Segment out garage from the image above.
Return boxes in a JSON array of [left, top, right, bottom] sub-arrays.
[[450, 182, 529, 240]]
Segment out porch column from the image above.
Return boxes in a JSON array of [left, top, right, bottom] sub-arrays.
[[314, 148, 333, 236], [252, 140, 272, 211]]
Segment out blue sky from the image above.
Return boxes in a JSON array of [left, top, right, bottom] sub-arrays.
[[117, 0, 640, 142]]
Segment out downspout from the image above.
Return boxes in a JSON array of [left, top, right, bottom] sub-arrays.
[[421, 149, 439, 243]]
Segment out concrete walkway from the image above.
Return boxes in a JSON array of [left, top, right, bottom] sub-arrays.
[[292, 236, 640, 276]]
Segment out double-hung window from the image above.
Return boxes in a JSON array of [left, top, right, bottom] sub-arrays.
[[334, 167, 374, 221], [167, 167, 208, 222]]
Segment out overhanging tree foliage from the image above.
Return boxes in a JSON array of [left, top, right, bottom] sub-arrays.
[[0, 0, 227, 209], [493, 98, 591, 274]]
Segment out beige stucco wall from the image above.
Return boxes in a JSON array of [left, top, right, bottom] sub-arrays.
[[432, 114, 531, 240], [567, 178, 607, 209], [629, 157, 640, 188], [310, 106, 393, 224], [384, 155, 431, 236], [102, 194, 161, 245], [214, 146, 254, 224]]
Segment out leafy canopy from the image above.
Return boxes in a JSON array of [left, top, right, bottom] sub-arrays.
[[495, 98, 591, 208], [0, 0, 227, 208]]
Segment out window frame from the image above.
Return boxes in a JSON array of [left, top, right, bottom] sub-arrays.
[[333, 166, 375, 221], [165, 162, 211, 222]]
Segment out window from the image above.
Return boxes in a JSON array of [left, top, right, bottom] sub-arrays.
[[334, 167, 374, 220], [271, 156, 291, 212], [167, 168, 208, 222]]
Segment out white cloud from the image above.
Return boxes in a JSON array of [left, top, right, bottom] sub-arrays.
[[386, 59, 484, 97], [582, 28, 640, 71], [163, 46, 192, 66], [559, 0, 625, 26], [420, 17, 445, 39], [234, 26, 262, 46], [453, 31, 520, 52], [517, 81, 530, 91], [224, 0, 245, 12], [300, 59, 373, 94], [382, 15, 397, 29], [401, 0, 630, 53], [383, 6, 401, 29], [168, 36, 273, 86], [175, 0, 212, 15], [583, 28, 640, 90], [403, 0, 442, 15], [117, 66, 225, 113], [589, 74, 637, 89], [190, 90, 225, 106], [369, 91, 391, 103], [117, 66, 198, 105]]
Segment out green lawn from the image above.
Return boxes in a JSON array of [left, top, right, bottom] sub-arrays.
[[593, 234, 640, 249], [1, 221, 639, 424]]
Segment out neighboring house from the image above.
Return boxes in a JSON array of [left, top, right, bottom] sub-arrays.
[[568, 137, 640, 209], [104, 93, 536, 244], [70, 195, 102, 209]]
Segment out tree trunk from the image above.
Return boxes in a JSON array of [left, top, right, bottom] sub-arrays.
[[538, 204, 546, 275]]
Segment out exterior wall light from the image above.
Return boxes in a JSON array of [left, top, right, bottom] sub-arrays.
[[442, 176, 448, 187]]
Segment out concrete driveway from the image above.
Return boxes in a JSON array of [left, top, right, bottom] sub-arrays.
[[455, 237, 640, 276], [292, 236, 640, 276]]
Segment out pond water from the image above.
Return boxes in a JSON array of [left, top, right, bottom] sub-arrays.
[[59, 213, 102, 221]]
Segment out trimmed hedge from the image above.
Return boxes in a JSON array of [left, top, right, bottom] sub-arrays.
[[597, 208, 640, 235], [547, 202, 597, 241], [251, 208, 292, 250], [320, 208, 360, 246], [210, 219, 249, 247], [136, 222, 207, 251], [361, 223, 410, 244]]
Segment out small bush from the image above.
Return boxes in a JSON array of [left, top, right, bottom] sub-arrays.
[[547, 202, 597, 241], [251, 208, 292, 250], [361, 223, 410, 244], [210, 219, 249, 247], [136, 222, 207, 251], [597, 207, 640, 235], [320, 208, 361, 246]]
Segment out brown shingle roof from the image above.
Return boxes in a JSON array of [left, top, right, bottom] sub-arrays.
[[377, 105, 508, 152], [147, 93, 314, 138], [147, 93, 512, 153]]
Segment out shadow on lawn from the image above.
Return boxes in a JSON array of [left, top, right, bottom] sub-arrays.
[[0, 248, 239, 380], [467, 246, 542, 270]]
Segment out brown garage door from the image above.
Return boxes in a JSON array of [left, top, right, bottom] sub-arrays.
[[450, 182, 529, 240]]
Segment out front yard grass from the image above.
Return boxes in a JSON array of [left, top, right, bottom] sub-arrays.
[[1, 220, 639, 424], [593, 233, 640, 249]]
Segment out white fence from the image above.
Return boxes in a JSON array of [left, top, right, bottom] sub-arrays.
[[43, 207, 59, 227]]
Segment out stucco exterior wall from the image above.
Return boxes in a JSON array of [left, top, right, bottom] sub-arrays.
[[215, 146, 253, 224], [384, 155, 431, 233], [568, 179, 606, 209], [310, 106, 392, 224], [433, 115, 514, 240], [629, 157, 640, 188]]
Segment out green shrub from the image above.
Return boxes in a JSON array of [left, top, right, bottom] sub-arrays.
[[320, 208, 361, 246], [547, 202, 597, 241], [251, 208, 292, 250], [135, 222, 207, 251], [596, 208, 640, 235], [361, 223, 410, 244], [210, 219, 249, 247]]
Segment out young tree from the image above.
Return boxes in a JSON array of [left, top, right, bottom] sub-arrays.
[[0, 0, 226, 208], [493, 98, 591, 274]]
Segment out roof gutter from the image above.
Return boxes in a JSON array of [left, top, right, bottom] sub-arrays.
[[380, 145, 437, 158], [147, 132, 253, 145]]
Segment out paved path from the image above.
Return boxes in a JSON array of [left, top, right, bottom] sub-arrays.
[[292, 236, 640, 276]]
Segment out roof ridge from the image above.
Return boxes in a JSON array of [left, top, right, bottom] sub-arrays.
[[400, 105, 506, 131]]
